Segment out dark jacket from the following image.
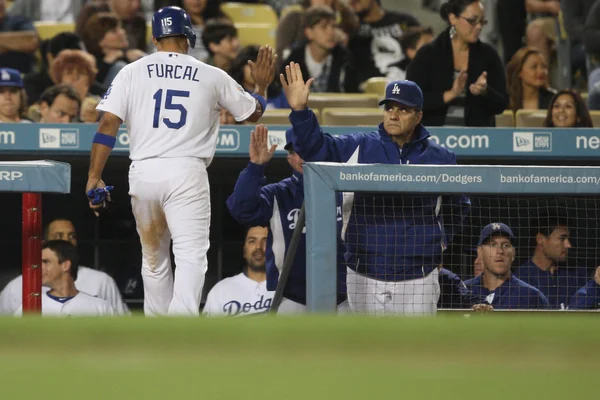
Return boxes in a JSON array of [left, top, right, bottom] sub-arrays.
[[283, 43, 359, 93], [406, 27, 508, 127], [289, 109, 471, 281], [464, 274, 550, 310]]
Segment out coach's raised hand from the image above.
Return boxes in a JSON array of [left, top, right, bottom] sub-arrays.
[[248, 45, 277, 95], [249, 124, 277, 165], [280, 62, 314, 111]]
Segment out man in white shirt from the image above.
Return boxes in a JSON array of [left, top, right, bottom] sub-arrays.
[[0, 218, 129, 315], [203, 226, 274, 317], [15, 240, 114, 316]]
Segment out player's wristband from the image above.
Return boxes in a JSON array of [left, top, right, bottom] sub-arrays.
[[92, 132, 116, 149], [251, 93, 267, 113]]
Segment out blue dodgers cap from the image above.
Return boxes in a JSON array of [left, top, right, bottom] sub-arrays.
[[379, 80, 424, 109], [478, 223, 515, 245], [284, 129, 294, 151], [0, 68, 23, 88]]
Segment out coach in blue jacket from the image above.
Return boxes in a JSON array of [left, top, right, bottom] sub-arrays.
[[226, 125, 344, 313], [280, 63, 470, 315]]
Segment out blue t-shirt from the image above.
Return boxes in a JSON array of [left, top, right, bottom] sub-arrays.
[[516, 259, 591, 309], [0, 14, 36, 73], [464, 274, 550, 310]]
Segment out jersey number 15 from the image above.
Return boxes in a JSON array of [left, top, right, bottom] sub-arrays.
[[152, 89, 189, 129]]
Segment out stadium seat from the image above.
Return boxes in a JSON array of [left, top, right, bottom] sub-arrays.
[[495, 110, 515, 128], [322, 107, 383, 126], [307, 93, 380, 112], [515, 109, 547, 128], [590, 110, 600, 127], [221, 3, 278, 25], [280, 4, 302, 19], [363, 77, 388, 97], [259, 108, 321, 124], [235, 23, 276, 48], [34, 22, 75, 40]]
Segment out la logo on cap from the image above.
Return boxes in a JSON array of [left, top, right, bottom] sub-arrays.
[[492, 223, 501, 230], [1, 70, 9, 81], [391, 83, 400, 95]]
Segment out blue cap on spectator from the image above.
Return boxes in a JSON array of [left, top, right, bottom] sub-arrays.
[[0, 68, 23, 88], [284, 129, 294, 151], [379, 80, 423, 109], [478, 223, 515, 245]]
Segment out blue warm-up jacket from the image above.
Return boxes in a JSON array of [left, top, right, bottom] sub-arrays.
[[464, 274, 550, 310], [289, 108, 471, 281], [226, 162, 344, 305], [568, 280, 600, 310]]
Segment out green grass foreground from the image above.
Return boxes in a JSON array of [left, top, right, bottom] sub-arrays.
[[0, 315, 597, 399]]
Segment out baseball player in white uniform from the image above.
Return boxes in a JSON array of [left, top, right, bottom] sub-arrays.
[[203, 226, 274, 316], [0, 218, 129, 315], [86, 6, 276, 316], [14, 241, 114, 317]]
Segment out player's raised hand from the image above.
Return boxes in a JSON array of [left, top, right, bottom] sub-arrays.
[[248, 45, 278, 90], [594, 266, 600, 285], [249, 124, 277, 165], [280, 62, 314, 111]]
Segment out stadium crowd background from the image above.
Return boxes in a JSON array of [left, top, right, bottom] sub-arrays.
[[1, 0, 600, 313]]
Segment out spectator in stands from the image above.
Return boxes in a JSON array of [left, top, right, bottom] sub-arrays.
[[23, 32, 84, 106], [38, 84, 81, 123], [230, 45, 288, 108], [0, 218, 129, 315], [227, 126, 346, 313], [560, 0, 595, 81], [387, 26, 433, 82], [506, 46, 556, 112], [348, 0, 420, 87], [203, 226, 274, 316], [525, 0, 560, 70], [50, 50, 103, 103], [81, 13, 145, 87], [465, 223, 550, 310], [276, 0, 359, 60], [201, 19, 240, 72], [0, 0, 39, 73], [77, 0, 148, 52], [496, 0, 526, 64], [0, 67, 30, 123], [282, 5, 358, 93], [569, 266, 600, 310], [406, 0, 508, 127], [280, 67, 471, 315], [584, 0, 600, 110], [80, 95, 101, 123], [543, 89, 593, 128], [516, 215, 591, 309], [154, 0, 227, 62], [14, 240, 115, 317], [8, 0, 86, 22]]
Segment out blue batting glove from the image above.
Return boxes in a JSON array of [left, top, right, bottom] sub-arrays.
[[87, 186, 114, 206]]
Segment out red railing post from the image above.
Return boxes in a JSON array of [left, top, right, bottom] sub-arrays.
[[22, 193, 42, 313]]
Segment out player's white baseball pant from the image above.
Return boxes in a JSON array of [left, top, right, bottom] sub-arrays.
[[277, 298, 307, 314], [346, 267, 440, 315], [129, 157, 210, 316]]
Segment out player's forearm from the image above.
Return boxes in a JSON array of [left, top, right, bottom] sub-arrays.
[[0, 32, 39, 53], [88, 113, 121, 178]]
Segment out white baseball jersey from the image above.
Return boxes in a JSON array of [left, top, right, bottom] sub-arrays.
[[0, 266, 129, 315], [203, 273, 274, 317], [14, 291, 114, 317], [96, 51, 256, 164]]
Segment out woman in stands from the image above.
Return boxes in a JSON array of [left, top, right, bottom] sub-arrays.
[[543, 89, 593, 128], [406, 0, 508, 127], [506, 46, 556, 112], [51, 50, 100, 102]]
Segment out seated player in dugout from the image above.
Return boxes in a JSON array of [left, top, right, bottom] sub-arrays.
[[203, 226, 274, 317], [14, 240, 115, 317], [227, 126, 347, 313], [464, 223, 550, 310], [515, 215, 592, 310], [279, 63, 470, 315], [569, 266, 600, 310]]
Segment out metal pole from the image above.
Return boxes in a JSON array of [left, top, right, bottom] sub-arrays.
[[22, 193, 42, 313]]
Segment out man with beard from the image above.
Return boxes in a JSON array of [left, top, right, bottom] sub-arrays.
[[465, 223, 549, 310], [203, 226, 274, 317], [516, 216, 592, 309]]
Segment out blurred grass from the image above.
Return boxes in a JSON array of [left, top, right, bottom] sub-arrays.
[[0, 315, 597, 399]]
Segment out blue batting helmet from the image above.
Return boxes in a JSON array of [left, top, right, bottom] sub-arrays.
[[152, 6, 196, 49]]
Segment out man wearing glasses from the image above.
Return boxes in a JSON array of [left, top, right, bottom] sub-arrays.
[[465, 223, 550, 310], [280, 67, 471, 315]]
